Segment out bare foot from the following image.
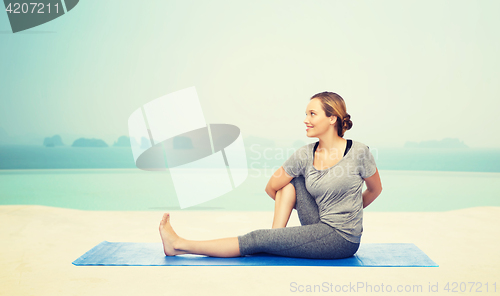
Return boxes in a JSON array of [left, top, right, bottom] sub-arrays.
[[159, 213, 185, 256]]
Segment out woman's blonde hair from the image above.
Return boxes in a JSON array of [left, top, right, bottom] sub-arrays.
[[310, 91, 353, 137]]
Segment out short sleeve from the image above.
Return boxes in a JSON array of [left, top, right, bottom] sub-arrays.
[[282, 145, 308, 178], [360, 145, 377, 179]]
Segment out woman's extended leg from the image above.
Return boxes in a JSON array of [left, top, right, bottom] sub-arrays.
[[271, 184, 296, 228], [159, 213, 241, 257], [158, 176, 356, 259], [159, 212, 359, 259]]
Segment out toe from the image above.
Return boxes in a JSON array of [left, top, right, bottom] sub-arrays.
[[160, 213, 168, 225]]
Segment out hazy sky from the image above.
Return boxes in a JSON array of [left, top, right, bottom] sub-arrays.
[[1, 0, 499, 148]]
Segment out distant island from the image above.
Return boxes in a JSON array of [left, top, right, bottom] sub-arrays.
[[113, 136, 131, 147], [43, 135, 64, 147], [39, 135, 134, 148], [404, 138, 469, 149], [72, 138, 108, 147]]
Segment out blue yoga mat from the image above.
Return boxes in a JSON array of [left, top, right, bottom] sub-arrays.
[[72, 241, 438, 267]]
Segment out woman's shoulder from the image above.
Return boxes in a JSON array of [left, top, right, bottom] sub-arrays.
[[350, 139, 371, 152], [291, 142, 316, 156]]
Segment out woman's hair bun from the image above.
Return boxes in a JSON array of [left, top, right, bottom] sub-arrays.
[[343, 114, 353, 131]]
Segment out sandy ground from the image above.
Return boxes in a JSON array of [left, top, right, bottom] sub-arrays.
[[1, 205, 499, 296]]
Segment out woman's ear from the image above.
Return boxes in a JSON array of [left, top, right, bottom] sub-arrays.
[[330, 115, 337, 125]]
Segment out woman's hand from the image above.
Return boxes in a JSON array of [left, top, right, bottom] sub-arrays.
[[265, 166, 294, 200]]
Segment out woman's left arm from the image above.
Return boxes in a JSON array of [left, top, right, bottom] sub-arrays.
[[362, 168, 382, 208]]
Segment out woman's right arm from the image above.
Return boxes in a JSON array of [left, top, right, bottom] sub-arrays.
[[265, 166, 294, 200]]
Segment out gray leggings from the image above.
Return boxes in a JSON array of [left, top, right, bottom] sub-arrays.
[[238, 176, 360, 259]]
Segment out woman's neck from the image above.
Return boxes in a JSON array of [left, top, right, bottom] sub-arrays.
[[316, 136, 346, 154]]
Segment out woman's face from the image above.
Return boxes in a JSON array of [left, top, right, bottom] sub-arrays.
[[304, 98, 337, 137]]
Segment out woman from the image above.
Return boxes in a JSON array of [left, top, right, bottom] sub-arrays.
[[159, 91, 382, 258]]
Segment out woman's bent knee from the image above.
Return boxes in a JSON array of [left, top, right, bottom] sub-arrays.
[[282, 183, 295, 194]]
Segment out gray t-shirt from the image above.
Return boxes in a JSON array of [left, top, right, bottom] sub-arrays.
[[282, 139, 377, 243]]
